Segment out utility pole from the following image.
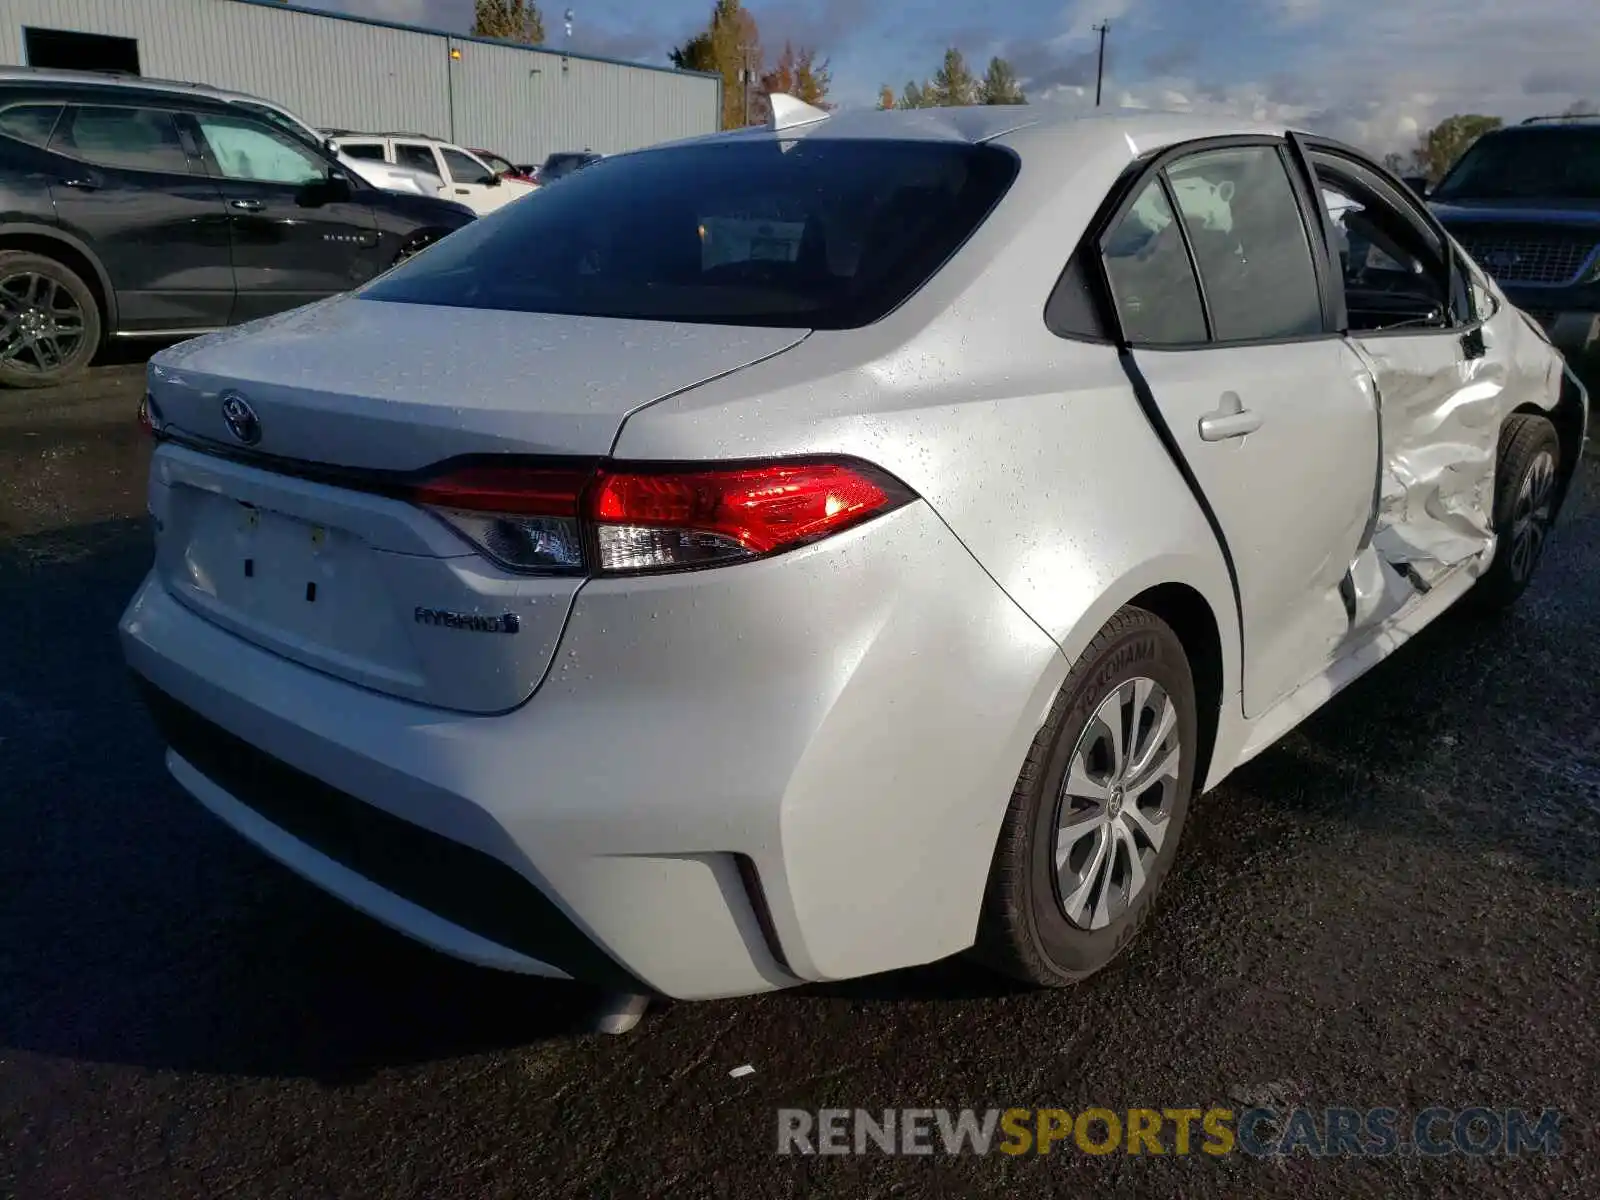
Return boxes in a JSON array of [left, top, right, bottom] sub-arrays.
[[1092, 20, 1110, 107]]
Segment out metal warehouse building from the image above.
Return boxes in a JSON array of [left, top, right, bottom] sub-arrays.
[[0, 0, 722, 163]]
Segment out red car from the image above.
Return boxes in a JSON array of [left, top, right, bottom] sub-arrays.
[[470, 149, 538, 185]]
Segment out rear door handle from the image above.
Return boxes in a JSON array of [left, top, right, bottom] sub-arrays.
[[59, 176, 100, 191], [1198, 392, 1263, 442], [228, 198, 264, 212]]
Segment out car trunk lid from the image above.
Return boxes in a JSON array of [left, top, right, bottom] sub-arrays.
[[144, 298, 809, 713], [147, 295, 809, 469]]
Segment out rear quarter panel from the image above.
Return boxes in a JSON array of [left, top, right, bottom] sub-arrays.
[[612, 131, 1241, 702]]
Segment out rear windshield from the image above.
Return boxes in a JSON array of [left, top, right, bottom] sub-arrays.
[[362, 138, 1020, 329], [1432, 129, 1600, 201]]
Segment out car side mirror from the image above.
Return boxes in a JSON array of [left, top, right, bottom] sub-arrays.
[[1402, 175, 1431, 197], [302, 169, 352, 207], [485, 173, 502, 187]]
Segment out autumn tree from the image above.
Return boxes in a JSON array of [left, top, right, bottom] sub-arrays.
[[1414, 114, 1502, 182], [877, 84, 896, 110], [670, 0, 762, 128], [761, 41, 832, 109], [472, 0, 545, 44], [980, 56, 1025, 105], [928, 48, 978, 107]]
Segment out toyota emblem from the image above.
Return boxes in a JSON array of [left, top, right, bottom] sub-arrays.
[[220, 392, 262, 445]]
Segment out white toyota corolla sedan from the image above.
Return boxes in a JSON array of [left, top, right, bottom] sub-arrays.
[[121, 98, 1587, 1004]]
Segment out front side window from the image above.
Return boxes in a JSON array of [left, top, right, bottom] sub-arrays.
[[1433, 129, 1600, 202], [1101, 179, 1208, 345], [441, 147, 493, 186], [1313, 155, 1454, 332], [49, 105, 188, 174], [393, 143, 440, 178], [363, 138, 1020, 329], [0, 103, 63, 147], [1164, 146, 1324, 342], [339, 142, 387, 161], [193, 112, 325, 184]]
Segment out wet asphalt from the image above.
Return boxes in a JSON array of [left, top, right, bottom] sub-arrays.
[[1, 362, 1598, 1199]]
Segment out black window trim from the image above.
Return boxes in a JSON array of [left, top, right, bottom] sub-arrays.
[[1092, 133, 1340, 353], [48, 100, 201, 178]]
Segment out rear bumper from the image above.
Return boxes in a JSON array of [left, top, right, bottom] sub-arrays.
[[120, 500, 1065, 1000]]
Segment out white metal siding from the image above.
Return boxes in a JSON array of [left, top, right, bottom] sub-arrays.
[[0, 0, 717, 156], [448, 40, 721, 163]]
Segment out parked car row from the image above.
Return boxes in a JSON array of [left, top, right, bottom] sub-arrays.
[[0, 67, 478, 386], [326, 131, 537, 215]]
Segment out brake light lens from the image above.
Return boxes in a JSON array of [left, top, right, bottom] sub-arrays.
[[588, 461, 911, 572], [410, 464, 590, 573], [411, 458, 913, 575]]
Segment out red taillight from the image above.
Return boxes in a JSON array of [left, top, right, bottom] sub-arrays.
[[410, 458, 913, 575], [588, 461, 907, 571], [408, 464, 589, 516]]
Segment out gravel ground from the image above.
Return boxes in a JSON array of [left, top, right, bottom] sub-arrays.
[[1, 365, 1597, 1199]]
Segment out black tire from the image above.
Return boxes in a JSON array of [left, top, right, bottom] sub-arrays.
[[975, 606, 1199, 987], [1469, 413, 1561, 613], [0, 250, 102, 388]]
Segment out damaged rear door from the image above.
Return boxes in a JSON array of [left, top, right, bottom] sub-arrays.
[[1102, 140, 1382, 718], [1301, 141, 1511, 629]]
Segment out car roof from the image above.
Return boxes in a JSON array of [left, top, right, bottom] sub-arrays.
[[646, 103, 1293, 162], [331, 131, 468, 146], [0, 65, 275, 107]]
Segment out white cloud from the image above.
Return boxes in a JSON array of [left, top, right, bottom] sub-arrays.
[[1025, 0, 1600, 155]]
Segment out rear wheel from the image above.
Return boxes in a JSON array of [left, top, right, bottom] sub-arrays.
[[0, 251, 101, 388], [1470, 413, 1561, 613], [975, 606, 1198, 986]]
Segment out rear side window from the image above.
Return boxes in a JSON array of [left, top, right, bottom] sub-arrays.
[[363, 138, 1021, 329], [50, 105, 189, 174], [1165, 147, 1323, 341], [394, 143, 439, 178], [0, 104, 63, 147], [1101, 179, 1208, 345]]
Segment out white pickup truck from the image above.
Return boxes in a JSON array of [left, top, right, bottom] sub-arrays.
[[328, 134, 540, 215]]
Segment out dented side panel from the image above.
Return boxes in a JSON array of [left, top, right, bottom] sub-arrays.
[[1350, 333, 1505, 587], [1341, 278, 1562, 625]]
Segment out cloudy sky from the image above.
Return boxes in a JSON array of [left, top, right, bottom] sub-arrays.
[[311, 0, 1599, 153]]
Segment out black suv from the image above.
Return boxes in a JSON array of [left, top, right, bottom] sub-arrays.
[[0, 71, 477, 387], [1423, 115, 1600, 387]]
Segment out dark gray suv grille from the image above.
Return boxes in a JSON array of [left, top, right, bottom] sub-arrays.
[[1453, 231, 1600, 285]]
